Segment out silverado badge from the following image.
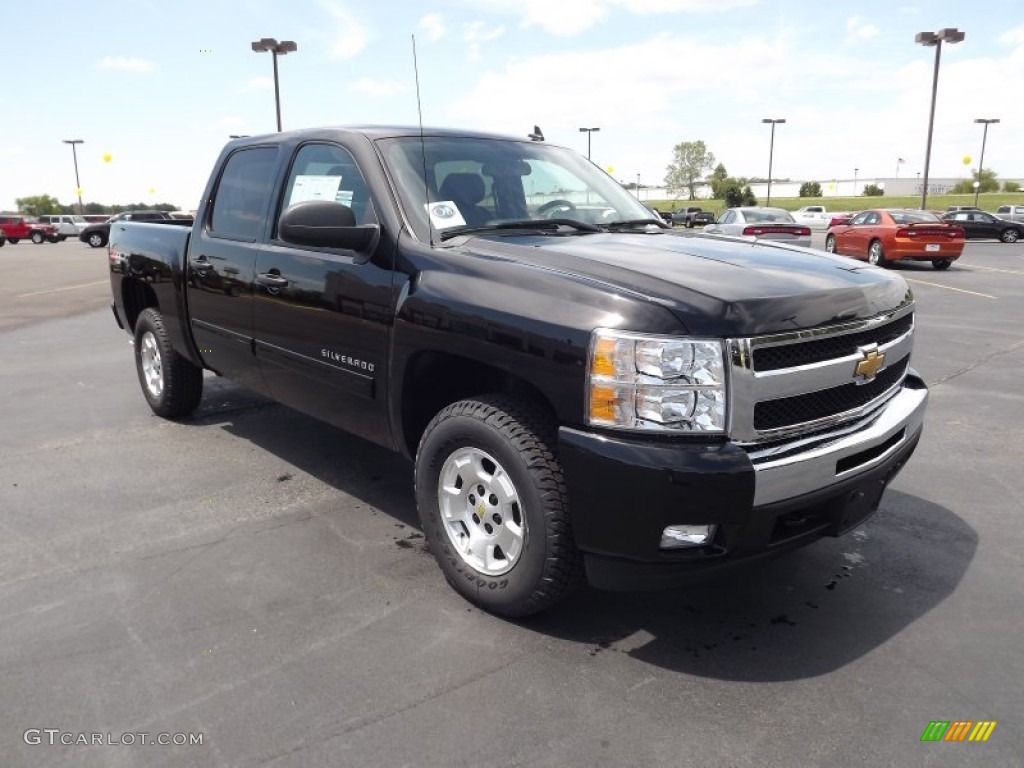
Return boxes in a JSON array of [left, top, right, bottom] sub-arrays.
[[854, 344, 886, 384]]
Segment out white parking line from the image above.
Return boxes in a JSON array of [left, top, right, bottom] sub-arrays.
[[16, 280, 108, 299], [964, 265, 1024, 276], [905, 278, 997, 299]]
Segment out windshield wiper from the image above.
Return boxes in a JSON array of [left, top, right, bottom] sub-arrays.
[[600, 218, 667, 231], [438, 218, 601, 241]]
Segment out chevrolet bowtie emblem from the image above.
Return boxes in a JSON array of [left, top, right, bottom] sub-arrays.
[[854, 344, 886, 383]]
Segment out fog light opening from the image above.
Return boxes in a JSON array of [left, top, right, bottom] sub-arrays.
[[660, 524, 716, 549]]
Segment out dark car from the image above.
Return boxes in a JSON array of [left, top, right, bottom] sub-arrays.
[[0, 229, 6, 247], [671, 206, 715, 227], [0, 214, 59, 244], [79, 210, 172, 248], [942, 210, 1023, 243]]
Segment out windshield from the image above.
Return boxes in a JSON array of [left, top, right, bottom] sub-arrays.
[[744, 209, 795, 223], [377, 136, 657, 242]]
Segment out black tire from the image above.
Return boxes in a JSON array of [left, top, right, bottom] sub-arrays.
[[8, 238, 18, 244], [868, 239, 886, 267], [31, 232, 45, 244], [685, 219, 694, 228], [0, 238, 5, 247], [87, 232, 107, 248], [47, 235, 59, 243], [58, 235, 68, 242], [1000, 228, 1020, 243], [932, 259, 952, 271], [825, 234, 837, 253], [415, 395, 583, 617], [133, 308, 203, 418]]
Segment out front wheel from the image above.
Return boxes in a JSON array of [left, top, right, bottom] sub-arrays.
[[133, 308, 203, 418], [30, 232, 45, 244], [415, 395, 582, 617], [87, 232, 106, 248], [8, 238, 19, 244], [825, 234, 837, 253], [868, 240, 886, 267], [1001, 229, 1020, 243], [932, 259, 952, 270]]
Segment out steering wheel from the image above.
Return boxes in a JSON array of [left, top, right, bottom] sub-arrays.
[[536, 199, 578, 218]]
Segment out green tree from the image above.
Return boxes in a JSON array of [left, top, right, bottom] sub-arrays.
[[799, 181, 822, 197], [1004, 181, 1021, 193], [862, 184, 884, 196], [15, 194, 62, 215], [665, 141, 716, 201], [724, 184, 757, 208], [951, 168, 999, 194], [708, 163, 730, 199]]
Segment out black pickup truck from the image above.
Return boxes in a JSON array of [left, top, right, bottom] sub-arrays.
[[109, 126, 927, 617]]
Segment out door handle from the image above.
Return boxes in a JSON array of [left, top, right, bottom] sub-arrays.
[[256, 273, 289, 287], [189, 256, 212, 272]]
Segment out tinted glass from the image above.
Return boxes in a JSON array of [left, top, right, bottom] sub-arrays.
[[278, 143, 376, 232], [211, 147, 278, 241], [889, 210, 940, 225]]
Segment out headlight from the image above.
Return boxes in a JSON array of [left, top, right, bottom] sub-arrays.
[[587, 329, 727, 432]]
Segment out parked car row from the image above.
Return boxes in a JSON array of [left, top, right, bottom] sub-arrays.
[[826, 209, 965, 270]]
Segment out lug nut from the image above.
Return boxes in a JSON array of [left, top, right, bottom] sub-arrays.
[[468, 494, 476, 504], [477, 485, 485, 496], [492, 513, 502, 525], [472, 513, 480, 524], [489, 494, 498, 506], [484, 523, 493, 534]]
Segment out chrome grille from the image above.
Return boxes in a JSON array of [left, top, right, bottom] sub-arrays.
[[727, 302, 915, 444]]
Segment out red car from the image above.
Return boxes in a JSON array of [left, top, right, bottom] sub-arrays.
[[0, 214, 59, 244], [825, 209, 964, 270]]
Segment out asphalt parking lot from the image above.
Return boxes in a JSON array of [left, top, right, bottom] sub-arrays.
[[1, 236, 1022, 767]]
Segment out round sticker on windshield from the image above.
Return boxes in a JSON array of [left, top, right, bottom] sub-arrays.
[[432, 204, 455, 219], [425, 200, 467, 229]]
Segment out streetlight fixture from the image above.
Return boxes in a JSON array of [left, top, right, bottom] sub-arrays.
[[636, 173, 641, 201], [973, 118, 999, 207], [761, 118, 786, 205], [896, 157, 905, 178], [251, 37, 298, 132], [578, 127, 599, 160], [915, 27, 966, 210], [854, 168, 859, 195], [62, 139, 84, 213]]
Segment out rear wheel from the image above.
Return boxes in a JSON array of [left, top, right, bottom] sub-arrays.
[[415, 395, 582, 617], [932, 259, 952, 270], [30, 232, 45, 244], [825, 234, 837, 253], [1000, 228, 1020, 243], [868, 240, 886, 267], [133, 308, 203, 418], [87, 232, 106, 248], [8, 238, 19, 244]]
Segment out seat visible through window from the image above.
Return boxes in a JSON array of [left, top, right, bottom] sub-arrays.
[[437, 173, 491, 226]]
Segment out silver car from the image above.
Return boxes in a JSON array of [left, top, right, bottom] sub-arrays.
[[996, 205, 1024, 223], [703, 207, 812, 248]]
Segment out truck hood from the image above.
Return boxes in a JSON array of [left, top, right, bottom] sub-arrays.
[[453, 232, 911, 336]]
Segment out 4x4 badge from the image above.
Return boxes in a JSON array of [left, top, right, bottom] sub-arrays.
[[854, 344, 886, 384]]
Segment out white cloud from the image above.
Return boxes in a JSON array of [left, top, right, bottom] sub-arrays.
[[319, 0, 369, 58], [352, 78, 407, 96], [845, 16, 879, 41], [519, 0, 609, 36], [96, 56, 153, 73], [242, 76, 274, 92], [419, 13, 445, 42], [463, 21, 505, 62], [613, 0, 756, 13], [999, 25, 1024, 46]]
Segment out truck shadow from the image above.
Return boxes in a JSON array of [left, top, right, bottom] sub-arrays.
[[198, 380, 975, 683]]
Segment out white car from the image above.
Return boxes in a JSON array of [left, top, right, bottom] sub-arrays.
[[791, 205, 830, 230], [703, 207, 812, 248]]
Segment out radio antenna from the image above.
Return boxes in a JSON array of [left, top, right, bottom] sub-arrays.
[[412, 34, 434, 247]]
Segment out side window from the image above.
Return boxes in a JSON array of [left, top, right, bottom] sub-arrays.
[[211, 147, 278, 242], [864, 213, 881, 225], [278, 143, 376, 235], [850, 212, 869, 225], [719, 211, 735, 224]]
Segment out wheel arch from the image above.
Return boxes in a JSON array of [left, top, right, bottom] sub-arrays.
[[121, 277, 159, 332], [399, 350, 557, 459]]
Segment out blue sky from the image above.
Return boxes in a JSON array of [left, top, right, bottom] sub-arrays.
[[2, 0, 1021, 211]]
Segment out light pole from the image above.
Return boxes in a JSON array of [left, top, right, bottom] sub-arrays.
[[854, 168, 858, 195], [973, 118, 999, 207], [896, 157, 905, 178], [915, 27, 966, 210], [761, 118, 785, 205], [636, 173, 641, 200], [62, 139, 84, 213], [578, 127, 599, 160], [251, 37, 298, 132]]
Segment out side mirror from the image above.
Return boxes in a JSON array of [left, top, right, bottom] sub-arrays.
[[279, 200, 378, 251]]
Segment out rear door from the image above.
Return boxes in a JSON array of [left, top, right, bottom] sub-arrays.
[[251, 141, 395, 446], [187, 145, 279, 391]]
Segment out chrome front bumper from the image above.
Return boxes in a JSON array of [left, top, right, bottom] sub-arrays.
[[750, 375, 928, 506]]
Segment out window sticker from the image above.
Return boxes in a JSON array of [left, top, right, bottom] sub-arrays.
[[335, 189, 354, 206], [289, 175, 344, 206], [425, 201, 467, 229]]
